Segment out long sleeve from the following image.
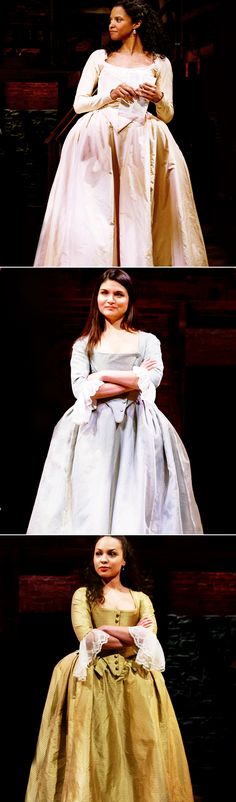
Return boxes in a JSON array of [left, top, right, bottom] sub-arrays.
[[71, 586, 93, 641], [154, 56, 174, 123], [70, 338, 103, 425], [70, 338, 91, 398], [138, 592, 158, 634], [73, 49, 113, 114], [142, 333, 164, 388], [71, 587, 109, 680], [129, 592, 165, 672], [133, 333, 163, 403]]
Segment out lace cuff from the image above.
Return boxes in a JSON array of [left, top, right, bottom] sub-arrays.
[[73, 630, 109, 680], [72, 378, 103, 425], [129, 626, 165, 672], [133, 367, 156, 403]]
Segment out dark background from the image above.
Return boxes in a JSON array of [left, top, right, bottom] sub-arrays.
[[0, 0, 235, 266], [1, 267, 236, 535], [0, 535, 236, 802]]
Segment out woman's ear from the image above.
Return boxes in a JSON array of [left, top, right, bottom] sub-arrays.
[[133, 19, 142, 33]]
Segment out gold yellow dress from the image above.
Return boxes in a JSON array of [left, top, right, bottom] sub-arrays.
[[25, 588, 194, 802]]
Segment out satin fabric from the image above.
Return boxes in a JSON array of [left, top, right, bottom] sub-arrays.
[[25, 588, 194, 802], [34, 51, 208, 267], [27, 332, 203, 534]]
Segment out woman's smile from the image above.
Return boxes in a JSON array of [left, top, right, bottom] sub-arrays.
[[97, 279, 129, 323]]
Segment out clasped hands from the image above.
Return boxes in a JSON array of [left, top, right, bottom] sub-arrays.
[[110, 82, 163, 104]]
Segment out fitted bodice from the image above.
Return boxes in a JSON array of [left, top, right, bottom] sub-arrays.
[[90, 350, 141, 372], [90, 351, 142, 422], [91, 602, 139, 629], [71, 588, 157, 676], [98, 61, 157, 129], [91, 604, 140, 673], [98, 61, 157, 95]]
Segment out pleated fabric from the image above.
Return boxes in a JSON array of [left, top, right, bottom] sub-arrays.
[[25, 591, 194, 802], [27, 333, 202, 534], [34, 55, 208, 267]]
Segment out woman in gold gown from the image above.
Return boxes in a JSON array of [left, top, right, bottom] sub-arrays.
[[25, 536, 194, 802]]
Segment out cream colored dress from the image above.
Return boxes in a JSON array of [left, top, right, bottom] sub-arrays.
[[25, 587, 194, 802], [34, 49, 208, 267]]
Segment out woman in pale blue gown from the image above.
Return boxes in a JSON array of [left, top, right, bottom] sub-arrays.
[[27, 269, 203, 534]]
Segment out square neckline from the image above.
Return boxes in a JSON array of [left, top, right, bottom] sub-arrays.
[[101, 588, 137, 612], [93, 330, 141, 356], [104, 60, 156, 71]]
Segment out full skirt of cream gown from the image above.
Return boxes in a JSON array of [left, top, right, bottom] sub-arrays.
[[34, 108, 208, 267]]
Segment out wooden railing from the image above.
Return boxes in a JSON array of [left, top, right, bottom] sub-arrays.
[[44, 106, 78, 192]]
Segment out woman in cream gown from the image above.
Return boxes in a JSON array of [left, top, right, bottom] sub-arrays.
[[25, 536, 195, 802], [34, 1, 208, 267], [27, 269, 203, 534]]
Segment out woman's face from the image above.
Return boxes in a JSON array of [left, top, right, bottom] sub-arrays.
[[109, 6, 135, 41], [97, 279, 129, 324], [94, 537, 126, 581]]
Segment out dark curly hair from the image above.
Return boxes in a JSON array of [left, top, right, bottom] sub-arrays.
[[78, 269, 139, 359], [84, 536, 153, 606], [106, 1, 170, 58]]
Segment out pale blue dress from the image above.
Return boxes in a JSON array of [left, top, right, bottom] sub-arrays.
[[27, 331, 203, 534]]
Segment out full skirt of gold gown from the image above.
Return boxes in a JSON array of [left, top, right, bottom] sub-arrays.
[[25, 593, 195, 802]]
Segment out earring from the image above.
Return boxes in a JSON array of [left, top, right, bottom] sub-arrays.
[[133, 29, 136, 35]]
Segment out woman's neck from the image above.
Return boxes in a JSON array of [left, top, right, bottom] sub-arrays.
[[120, 34, 144, 55], [103, 577, 124, 591], [104, 319, 124, 331]]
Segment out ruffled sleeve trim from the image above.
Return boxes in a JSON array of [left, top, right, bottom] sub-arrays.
[[72, 378, 103, 425], [133, 366, 156, 403], [73, 630, 109, 680], [129, 626, 165, 672]]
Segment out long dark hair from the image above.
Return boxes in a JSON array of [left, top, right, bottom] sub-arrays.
[[79, 269, 139, 359], [85, 536, 153, 606], [106, 1, 170, 58]]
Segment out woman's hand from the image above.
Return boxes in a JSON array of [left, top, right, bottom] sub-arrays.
[[140, 359, 158, 371], [136, 83, 164, 103], [137, 616, 153, 628], [110, 84, 139, 102]]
